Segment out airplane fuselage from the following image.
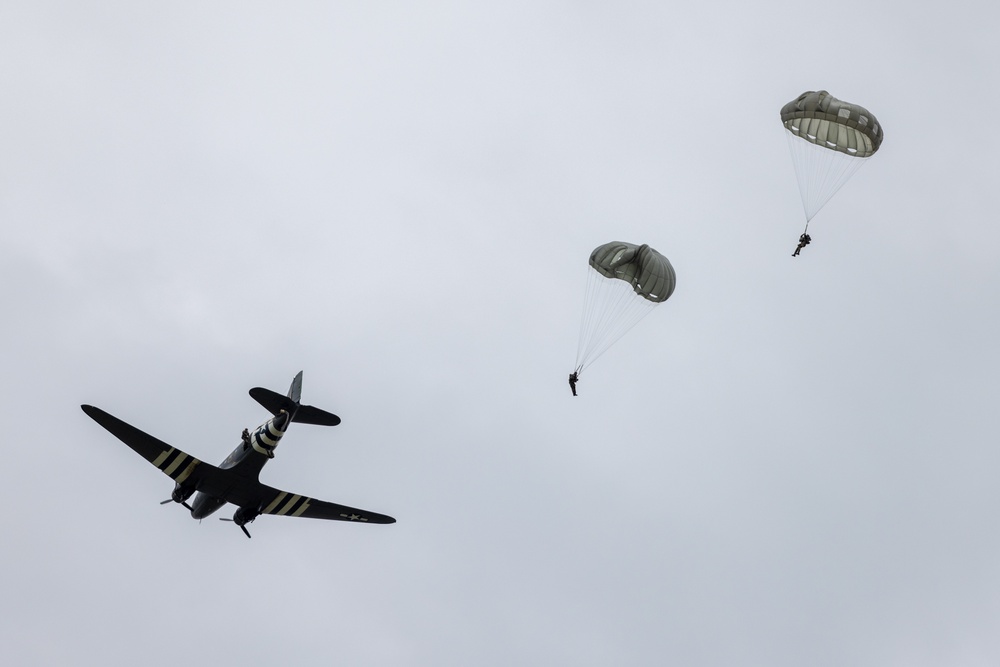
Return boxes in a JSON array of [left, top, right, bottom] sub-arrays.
[[189, 410, 291, 519]]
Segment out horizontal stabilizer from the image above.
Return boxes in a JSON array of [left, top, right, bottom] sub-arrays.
[[292, 405, 341, 426], [250, 387, 296, 416], [249, 387, 341, 426]]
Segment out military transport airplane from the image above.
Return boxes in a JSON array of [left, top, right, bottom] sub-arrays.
[[81, 371, 395, 538]]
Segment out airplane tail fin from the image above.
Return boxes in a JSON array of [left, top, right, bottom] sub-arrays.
[[287, 370, 303, 404], [249, 371, 341, 426]]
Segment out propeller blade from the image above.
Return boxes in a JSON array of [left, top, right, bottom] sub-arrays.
[[162, 498, 194, 511], [220, 518, 252, 538]]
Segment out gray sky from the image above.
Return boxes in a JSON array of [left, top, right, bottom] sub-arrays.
[[3, 2, 1000, 665]]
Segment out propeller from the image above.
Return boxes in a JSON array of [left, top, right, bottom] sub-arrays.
[[160, 498, 194, 511], [220, 505, 262, 539], [163, 483, 195, 511], [220, 518, 252, 539]]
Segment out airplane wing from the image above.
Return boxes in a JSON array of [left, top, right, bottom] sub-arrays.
[[247, 485, 396, 524], [228, 484, 396, 523], [81, 404, 223, 490]]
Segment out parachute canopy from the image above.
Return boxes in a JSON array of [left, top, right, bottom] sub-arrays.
[[589, 242, 676, 303], [574, 241, 675, 374], [781, 90, 883, 158], [781, 90, 883, 224]]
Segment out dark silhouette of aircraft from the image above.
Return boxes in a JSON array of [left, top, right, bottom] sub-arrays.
[[81, 371, 395, 538]]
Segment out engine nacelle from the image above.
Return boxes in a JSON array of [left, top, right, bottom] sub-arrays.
[[171, 482, 195, 504], [232, 506, 260, 527]]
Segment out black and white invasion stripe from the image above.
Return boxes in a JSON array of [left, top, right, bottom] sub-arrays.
[[250, 418, 287, 457], [150, 447, 201, 484], [263, 491, 312, 517]]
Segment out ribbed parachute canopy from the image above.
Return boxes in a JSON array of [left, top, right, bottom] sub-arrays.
[[575, 241, 676, 374], [780, 90, 884, 224], [781, 90, 883, 158], [589, 242, 676, 302]]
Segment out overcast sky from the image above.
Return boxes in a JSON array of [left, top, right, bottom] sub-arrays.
[[3, 2, 1000, 665]]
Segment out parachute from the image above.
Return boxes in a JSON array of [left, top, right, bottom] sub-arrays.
[[574, 241, 676, 375], [781, 90, 883, 230]]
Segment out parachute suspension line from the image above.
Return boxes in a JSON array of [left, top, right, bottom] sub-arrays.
[[579, 298, 656, 372], [574, 263, 603, 373], [574, 267, 602, 373], [786, 133, 868, 223], [579, 268, 636, 367], [579, 282, 631, 369], [575, 269, 658, 374]]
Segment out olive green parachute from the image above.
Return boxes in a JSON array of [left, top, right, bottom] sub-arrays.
[[574, 242, 676, 374], [781, 90, 883, 226], [781, 90, 883, 158], [588, 242, 676, 302]]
